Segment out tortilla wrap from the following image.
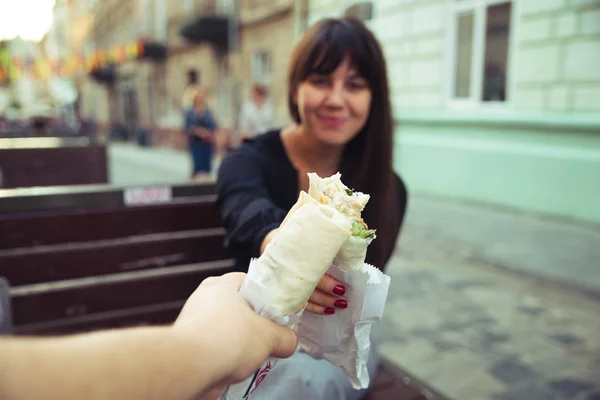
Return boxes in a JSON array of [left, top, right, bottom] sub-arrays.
[[280, 191, 319, 228], [333, 235, 374, 272], [255, 201, 351, 314]]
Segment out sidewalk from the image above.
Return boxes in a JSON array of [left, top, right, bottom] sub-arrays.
[[107, 143, 191, 186], [376, 195, 600, 400], [400, 196, 600, 295], [107, 143, 222, 186]]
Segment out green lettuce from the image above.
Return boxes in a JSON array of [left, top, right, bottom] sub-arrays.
[[351, 220, 376, 240]]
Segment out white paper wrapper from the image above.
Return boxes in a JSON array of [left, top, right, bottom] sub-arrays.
[[295, 263, 391, 389]]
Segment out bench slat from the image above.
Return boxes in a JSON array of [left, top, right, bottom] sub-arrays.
[[0, 229, 228, 286], [14, 300, 184, 336], [0, 145, 107, 189], [0, 199, 222, 250], [11, 261, 234, 326]]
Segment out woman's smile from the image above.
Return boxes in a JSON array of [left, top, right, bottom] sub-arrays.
[[317, 114, 346, 128]]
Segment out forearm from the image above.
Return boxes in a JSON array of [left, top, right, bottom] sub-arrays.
[[0, 327, 223, 400]]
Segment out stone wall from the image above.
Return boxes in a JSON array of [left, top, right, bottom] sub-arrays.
[[372, 0, 445, 110], [514, 0, 600, 112], [308, 0, 600, 113]]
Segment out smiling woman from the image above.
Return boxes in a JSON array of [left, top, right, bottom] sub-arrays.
[[216, 16, 408, 400], [0, 0, 55, 41]]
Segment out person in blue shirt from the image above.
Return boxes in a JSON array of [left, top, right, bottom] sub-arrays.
[[184, 87, 218, 181]]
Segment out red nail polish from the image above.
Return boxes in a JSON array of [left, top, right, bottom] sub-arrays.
[[332, 285, 346, 296], [324, 307, 335, 315], [334, 299, 348, 309]]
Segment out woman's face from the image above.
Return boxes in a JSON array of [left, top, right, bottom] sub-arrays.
[[295, 57, 371, 147]]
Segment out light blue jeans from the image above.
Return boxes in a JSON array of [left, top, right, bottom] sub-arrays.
[[250, 342, 379, 399]]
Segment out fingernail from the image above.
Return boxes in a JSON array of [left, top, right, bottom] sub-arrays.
[[334, 299, 348, 309], [332, 285, 346, 296], [324, 307, 335, 315]]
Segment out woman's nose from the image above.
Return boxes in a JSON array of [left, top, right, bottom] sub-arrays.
[[324, 84, 345, 107]]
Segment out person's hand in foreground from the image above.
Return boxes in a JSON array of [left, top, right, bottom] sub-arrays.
[[175, 272, 298, 396], [0, 273, 297, 400]]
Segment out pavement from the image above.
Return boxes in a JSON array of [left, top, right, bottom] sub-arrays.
[[376, 197, 600, 400], [107, 143, 194, 186], [107, 142, 600, 400]]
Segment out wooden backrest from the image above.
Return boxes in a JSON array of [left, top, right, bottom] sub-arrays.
[[0, 137, 108, 189], [0, 183, 233, 335]]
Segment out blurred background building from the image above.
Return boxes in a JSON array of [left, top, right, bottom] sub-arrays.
[[1, 0, 599, 226], [311, 0, 600, 225], [1, 3, 599, 399], [57, 0, 310, 149]]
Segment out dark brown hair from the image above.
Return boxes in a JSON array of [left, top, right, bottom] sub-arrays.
[[287, 17, 401, 270]]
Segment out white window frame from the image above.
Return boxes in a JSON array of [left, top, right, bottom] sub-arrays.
[[154, 0, 167, 41], [251, 50, 271, 84], [183, 0, 194, 14], [216, 0, 236, 14], [140, 0, 152, 34], [339, 0, 375, 24], [445, 0, 517, 109]]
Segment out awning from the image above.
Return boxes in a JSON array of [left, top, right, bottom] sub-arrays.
[[138, 41, 168, 61], [180, 16, 229, 50], [89, 64, 116, 84]]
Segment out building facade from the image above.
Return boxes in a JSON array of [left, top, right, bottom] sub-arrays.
[[47, 0, 311, 150], [235, 0, 298, 126], [309, 0, 600, 224]]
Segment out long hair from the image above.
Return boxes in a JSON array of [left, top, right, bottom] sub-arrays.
[[287, 17, 401, 270]]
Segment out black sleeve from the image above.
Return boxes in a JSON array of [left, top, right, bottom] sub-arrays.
[[216, 148, 287, 262]]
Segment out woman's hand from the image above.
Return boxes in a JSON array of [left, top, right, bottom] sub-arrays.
[[306, 274, 347, 315]]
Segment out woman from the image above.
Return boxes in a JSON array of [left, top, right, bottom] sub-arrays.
[[184, 88, 218, 181], [238, 81, 274, 142], [217, 17, 407, 399]]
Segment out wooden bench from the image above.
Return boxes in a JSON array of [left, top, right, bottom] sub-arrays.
[[0, 182, 443, 400], [0, 182, 232, 335], [0, 137, 108, 189]]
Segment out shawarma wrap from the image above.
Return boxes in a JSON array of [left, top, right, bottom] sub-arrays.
[[220, 187, 353, 400], [307, 173, 375, 271], [254, 199, 351, 314]]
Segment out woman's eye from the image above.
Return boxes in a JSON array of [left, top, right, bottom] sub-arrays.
[[310, 76, 329, 86], [347, 80, 367, 90]]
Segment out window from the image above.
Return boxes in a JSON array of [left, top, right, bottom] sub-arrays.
[[187, 69, 199, 86], [449, 0, 512, 104], [216, 0, 236, 14], [154, 0, 167, 41], [343, 1, 373, 21], [182, 0, 194, 13], [251, 51, 271, 84]]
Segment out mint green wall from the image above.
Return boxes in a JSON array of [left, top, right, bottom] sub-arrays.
[[393, 110, 600, 224]]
